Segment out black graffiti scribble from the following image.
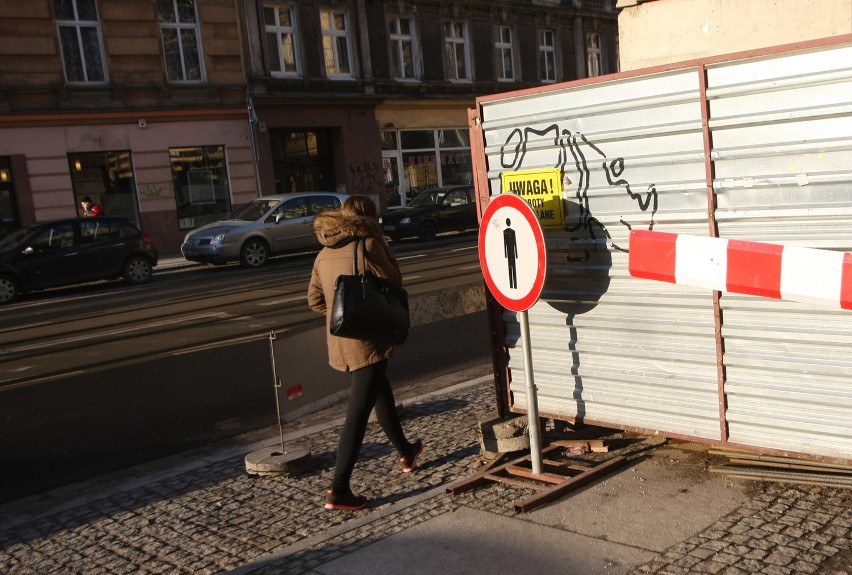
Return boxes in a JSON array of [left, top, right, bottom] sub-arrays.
[[348, 162, 383, 195], [500, 125, 657, 260]]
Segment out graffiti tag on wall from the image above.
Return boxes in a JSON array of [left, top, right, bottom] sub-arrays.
[[500, 124, 658, 258]]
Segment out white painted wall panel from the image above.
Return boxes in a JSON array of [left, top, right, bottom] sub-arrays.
[[477, 38, 852, 461]]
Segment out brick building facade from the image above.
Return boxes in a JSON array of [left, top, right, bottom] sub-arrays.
[[0, 0, 618, 252]]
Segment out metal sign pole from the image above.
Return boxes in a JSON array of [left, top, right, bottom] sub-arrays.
[[244, 330, 312, 476], [519, 309, 543, 475], [269, 330, 286, 453]]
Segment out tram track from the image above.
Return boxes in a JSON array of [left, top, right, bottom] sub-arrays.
[[0, 241, 482, 388]]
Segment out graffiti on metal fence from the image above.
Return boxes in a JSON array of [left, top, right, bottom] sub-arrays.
[[499, 124, 658, 259]]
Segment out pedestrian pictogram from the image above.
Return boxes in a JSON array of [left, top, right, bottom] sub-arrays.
[[478, 193, 547, 312]]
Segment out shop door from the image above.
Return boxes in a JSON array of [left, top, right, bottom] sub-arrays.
[[271, 130, 336, 194], [382, 152, 405, 206], [68, 151, 140, 227]]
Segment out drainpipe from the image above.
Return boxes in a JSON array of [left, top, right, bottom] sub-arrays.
[[241, 0, 263, 197]]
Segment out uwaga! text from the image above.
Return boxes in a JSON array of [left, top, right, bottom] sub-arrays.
[[507, 178, 556, 221]]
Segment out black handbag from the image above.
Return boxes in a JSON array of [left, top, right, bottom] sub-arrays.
[[330, 238, 410, 344]]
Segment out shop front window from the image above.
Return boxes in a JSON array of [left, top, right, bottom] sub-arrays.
[[400, 130, 435, 150], [438, 150, 472, 187], [68, 151, 139, 226], [380, 130, 398, 150], [169, 146, 232, 230], [389, 128, 472, 202], [402, 152, 438, 197], [0, 157, 19, 239]]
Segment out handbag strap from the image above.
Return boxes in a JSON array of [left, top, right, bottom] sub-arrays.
[[351, 238, 366, 276]]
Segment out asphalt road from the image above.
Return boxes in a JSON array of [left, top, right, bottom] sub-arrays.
[[0, 234, 492, 503]]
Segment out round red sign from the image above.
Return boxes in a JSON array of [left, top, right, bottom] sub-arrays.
[[478, 194, 547, 312]]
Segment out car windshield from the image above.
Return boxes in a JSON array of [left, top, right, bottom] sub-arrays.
[[0, 226, 34, 250], [229, 200, 278, 221], [408, 191, 447, 207]]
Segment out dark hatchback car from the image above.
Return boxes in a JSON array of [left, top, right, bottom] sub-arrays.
[[379, 185, 478, 241], [0, 217, 158, 304]]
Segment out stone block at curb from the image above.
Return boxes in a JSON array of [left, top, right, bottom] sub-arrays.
[[478, 414, 530, 455]]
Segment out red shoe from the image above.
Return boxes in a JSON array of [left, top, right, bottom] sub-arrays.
[[400, 440, 423, 473], [324, 489, 368, 510]]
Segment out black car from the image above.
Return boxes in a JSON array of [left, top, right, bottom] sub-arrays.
[[0, 217, 159, 304], [380, 185, 478, 241]]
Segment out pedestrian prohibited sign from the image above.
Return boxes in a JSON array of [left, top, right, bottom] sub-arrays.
[[478, 193, 547, 312]]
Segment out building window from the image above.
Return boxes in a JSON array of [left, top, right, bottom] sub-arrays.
[[68, 151, 139, 226], [54, 0, 107, 84], [158, 0, 205, 83], [264, 4, 300, 77], [389, 16, 419, 80], [443, 20, 471, 81], [586, 32, 602, 77], [382, 128, 472, 201], [539, 28, 557, 83], [320, 8, 354, 78], [170, 146, 232, 230], [495, 25, 515, 82]]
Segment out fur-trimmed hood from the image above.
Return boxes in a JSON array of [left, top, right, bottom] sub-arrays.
[[313, 209, 384, 248]]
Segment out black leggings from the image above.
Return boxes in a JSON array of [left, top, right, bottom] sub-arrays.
[[331, 359, 410, 494]]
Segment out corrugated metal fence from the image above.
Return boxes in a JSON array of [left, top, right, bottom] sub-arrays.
[[473, 36, 852, 462]]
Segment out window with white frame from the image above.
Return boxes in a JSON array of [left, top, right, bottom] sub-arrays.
[[158, 0, 205, 83], [443, 20, 471, 81], [494, 25, 515, 82], [382, 128, 472, 199], [54, 0, 107, 84], [320, 8, 354, 78], [539, 28, 556, 83], [389, 16, 419, 80], [264, 4, 300, 77], [586, 31, 602, 77]]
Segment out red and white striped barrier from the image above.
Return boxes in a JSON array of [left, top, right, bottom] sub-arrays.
[[628, 230, 852, 309]]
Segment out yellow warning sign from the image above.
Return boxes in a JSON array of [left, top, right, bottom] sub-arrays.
[[500, 168, 564, 230]]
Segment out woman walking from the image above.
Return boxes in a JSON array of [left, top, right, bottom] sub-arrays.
[[307, 195, 423, 510]]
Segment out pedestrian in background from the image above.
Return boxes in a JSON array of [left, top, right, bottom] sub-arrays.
[[307, 195, 423, 511], [80, 196, 103, 217]]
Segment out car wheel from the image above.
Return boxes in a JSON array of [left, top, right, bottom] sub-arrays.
[[0, 276, 19, 305], [123, 256, 153, 285], [417, 221, 438, 242], [240, 238, 269, 268]]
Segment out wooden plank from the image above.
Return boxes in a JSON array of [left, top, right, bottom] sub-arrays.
[[506, 466, 568, 485]]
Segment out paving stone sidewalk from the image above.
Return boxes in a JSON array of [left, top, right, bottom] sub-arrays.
[[1, 381, 849, 575]]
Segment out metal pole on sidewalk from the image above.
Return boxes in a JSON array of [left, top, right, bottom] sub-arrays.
[[269, 330, 286, 452], [520, 310, 543, 475], [244, 330, 312, 476]]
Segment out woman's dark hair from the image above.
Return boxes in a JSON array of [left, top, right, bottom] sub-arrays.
[[342, 195, 377, 220]]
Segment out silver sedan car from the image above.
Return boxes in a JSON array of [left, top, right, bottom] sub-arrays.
[[180, 192, 348, 268]]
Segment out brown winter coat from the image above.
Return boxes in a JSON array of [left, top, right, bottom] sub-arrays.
[[307, 208, 402, 372]]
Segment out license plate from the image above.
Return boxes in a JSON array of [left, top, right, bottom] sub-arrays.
[[183, 249, 199, 256], [382, 225, 396, 232]]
